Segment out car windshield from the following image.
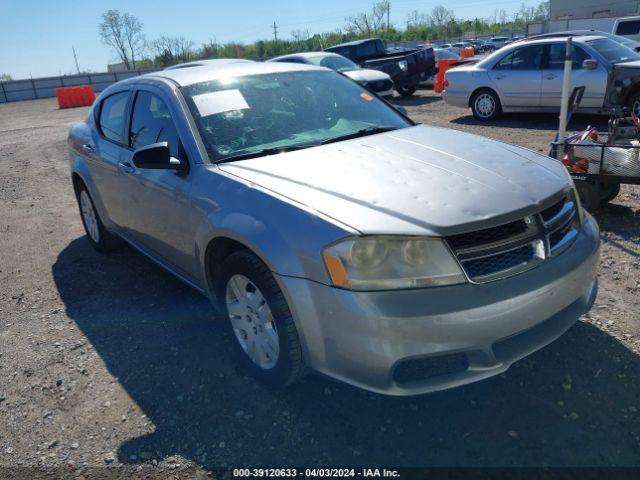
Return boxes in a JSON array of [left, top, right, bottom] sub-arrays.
[[587, 38, 640, 63], [181, 70, 410, 161], [306, 55, 360, 72]]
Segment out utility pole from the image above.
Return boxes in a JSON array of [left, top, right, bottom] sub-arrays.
[[72, 46, 80, 74], [272, 21, 279, 42], [386, 2, 390, 30]]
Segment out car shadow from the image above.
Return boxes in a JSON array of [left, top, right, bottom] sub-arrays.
[[392, 94, 442, 107], [450, 113, 609, 132], [52, 237, 640, 468]]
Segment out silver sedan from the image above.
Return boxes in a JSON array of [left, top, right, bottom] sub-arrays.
[[443, 35, 640, 120], [68, 60, 599, 395]]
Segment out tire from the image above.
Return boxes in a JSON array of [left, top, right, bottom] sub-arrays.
[[215, 250, 305, 388], [471, 88, 502, 121], [626, 91, 640, 117], [601, 182, 621, 204], [575, 180, 601, 212], [75, 182, 124, 253], [398, 85, 417, 97]]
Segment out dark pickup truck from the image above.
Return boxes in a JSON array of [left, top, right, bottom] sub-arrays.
[[325, 38, 436, 96]]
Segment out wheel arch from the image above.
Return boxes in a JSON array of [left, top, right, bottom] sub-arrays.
[[468, 86, 501, 108]]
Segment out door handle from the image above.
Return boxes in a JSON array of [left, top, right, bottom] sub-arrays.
[[82, 144, 95, 154], [118, 162, 135, 174], [544, 74, 558, 80], [495, 74, 505, 80]]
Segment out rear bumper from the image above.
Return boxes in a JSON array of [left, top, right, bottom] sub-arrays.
[[277, 214, 600, 396], [442, 88, 470, 108]]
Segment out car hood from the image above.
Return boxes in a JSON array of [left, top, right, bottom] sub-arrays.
[[344, 69, 391, 83], [218, 125, 570, 236], [613, 59, 640, 69]]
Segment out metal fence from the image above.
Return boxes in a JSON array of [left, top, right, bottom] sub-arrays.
[[0, 69, 162, 103]]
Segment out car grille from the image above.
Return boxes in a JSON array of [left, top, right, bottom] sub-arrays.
[[445, 193, 580, 283]]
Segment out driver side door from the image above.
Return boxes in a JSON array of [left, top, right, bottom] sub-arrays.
[[118, 87, 200, 281]]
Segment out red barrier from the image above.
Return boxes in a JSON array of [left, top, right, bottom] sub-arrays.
[[55, 86, 95, 109], [434, 59, 459, 94]]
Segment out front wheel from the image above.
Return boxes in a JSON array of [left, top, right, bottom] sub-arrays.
[[471, 89, 502, 120], [216, 251, 305, 387], [398, 85, 417, 97]]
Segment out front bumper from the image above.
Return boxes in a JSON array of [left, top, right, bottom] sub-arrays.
[[277, 214, 600, 395]]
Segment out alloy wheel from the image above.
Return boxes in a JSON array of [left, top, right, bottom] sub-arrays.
[[475, 93, 496, 119]]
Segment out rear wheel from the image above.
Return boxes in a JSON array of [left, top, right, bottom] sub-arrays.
[[75, 182, 124, 252], [471, 88, 502, 121], [216, 250, 305, 387], [626, 91, 640, 117], [398, 85, 417, 97]]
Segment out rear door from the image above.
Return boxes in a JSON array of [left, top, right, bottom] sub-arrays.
[[487, 45, 544, 107], [91, 89, 132, 227], [540, 43, 607, 109]]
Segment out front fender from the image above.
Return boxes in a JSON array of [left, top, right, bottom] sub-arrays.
[[191, 168, 354, 295]]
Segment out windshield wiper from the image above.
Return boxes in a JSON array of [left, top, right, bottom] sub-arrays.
[[319, 126, 400, 145], [215, 143, 318, 164]]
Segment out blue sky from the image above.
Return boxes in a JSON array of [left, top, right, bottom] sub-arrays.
[[0, 0, 539, 79]]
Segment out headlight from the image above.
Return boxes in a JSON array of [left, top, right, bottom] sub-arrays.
[[323, 236, 467, 291], [398, 60, 408, 72]]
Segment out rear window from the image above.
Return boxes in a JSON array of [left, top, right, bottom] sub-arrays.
[[98, 91, 129, 144], [355, 41, 378, 59], [616, 20, 640, 36]]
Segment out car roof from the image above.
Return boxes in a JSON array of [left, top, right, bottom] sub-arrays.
[[268, 51, 341, 62], [328, 38, 376, 48], [502, 35, 605, 47], [141, 59, 328, 86]]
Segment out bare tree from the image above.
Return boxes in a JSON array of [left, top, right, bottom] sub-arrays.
[[151, 36, 195, 66], [345, 0, 390, 35], [430, 6, 455, 28], [0, 73, 12, 81], [406, 10, 430, 28], [99, 10, 145, 70]]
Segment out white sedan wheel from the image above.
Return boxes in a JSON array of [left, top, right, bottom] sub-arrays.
[[474, 93, 497, 119]]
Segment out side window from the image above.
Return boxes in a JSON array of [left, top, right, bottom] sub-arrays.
[[547, 44, 590, 69], [494, 46, 543, 71], [129, 91, 182, 159], [616, 20, 640, 36], [331, 47, 352, 59], [355, 42, 377, 59], [98, 91, 129, 144]]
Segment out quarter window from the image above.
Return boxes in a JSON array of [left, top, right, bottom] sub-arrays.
[[129, 91, 182, 158], [494, 46, 543, 71], [98, 91, 129, 144]]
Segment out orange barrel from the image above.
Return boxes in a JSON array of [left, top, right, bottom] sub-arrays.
[[55, 86, 95, 109], [434, 59, 459, 93], [460, 47, 474, 58]]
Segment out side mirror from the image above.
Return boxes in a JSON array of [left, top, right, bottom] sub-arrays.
[[132, 142, 186, 171], [582, 59, 598, 70], [394, 105, 408, 116]]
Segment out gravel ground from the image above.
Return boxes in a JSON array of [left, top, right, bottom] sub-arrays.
[[1, 91, 639, 477]]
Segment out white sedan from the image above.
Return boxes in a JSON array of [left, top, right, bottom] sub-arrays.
[[442, 35, 640, 120], [268, 52, 394, 98]]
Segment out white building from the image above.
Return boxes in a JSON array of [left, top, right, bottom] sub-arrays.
[[549, 0, 640, 20]]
